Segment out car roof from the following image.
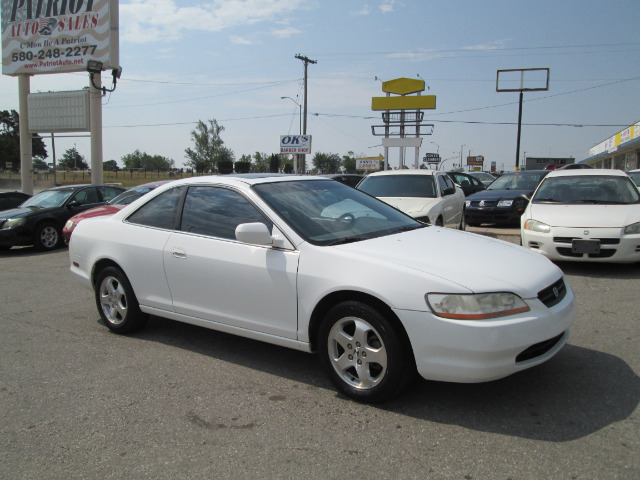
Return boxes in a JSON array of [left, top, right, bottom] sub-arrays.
[[545, 168, 629, 178], [365, 169, 439, 177], [154, 174, 322, 189]]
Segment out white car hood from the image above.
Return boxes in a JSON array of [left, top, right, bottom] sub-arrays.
[[335, 227, 561, 298], [378, 197, 440, 216], [528, 203, 640, 228]]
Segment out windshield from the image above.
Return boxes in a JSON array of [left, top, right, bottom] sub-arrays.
[[109, 186, 159, 205], [357, 174, 436, 198], [629, 171, 640, 187], [532, 175, 640, 205], [470, 172, 495, 182], [21, 188, 75, 208], [253, 179, 424, 246], [488, 172, 546, 191]]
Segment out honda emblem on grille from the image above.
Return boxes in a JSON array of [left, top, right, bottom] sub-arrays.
[[584, 230, 589, 235], [479, 200, 485, 206], [553, 286, 559, 297]]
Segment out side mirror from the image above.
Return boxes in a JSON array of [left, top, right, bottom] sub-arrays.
[[443, 187, 456, 196], [67, 201, 81, 208], [235, 222, 276, 246]]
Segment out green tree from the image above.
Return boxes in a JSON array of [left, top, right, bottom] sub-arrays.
[[216, 147, 235, 174], [251, 151, 270, 173], [269, 154, 280, 173], [342, 151, 357, 173], [103, 159, 119, 171], [32, 158, 49, 170], [184, 119, 226, 173], [234, 153, 252, 173], [312, 152, 341, 174], [0, 109, 47, 172], [58, 147, 89, 170], [121, 150, 174, 171]]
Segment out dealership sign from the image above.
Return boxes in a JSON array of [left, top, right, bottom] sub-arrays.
[[280, 135, 312, 154], [1, 0, 119, 75]]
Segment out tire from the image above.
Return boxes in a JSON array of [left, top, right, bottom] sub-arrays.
[[458, 211, 466, 231], [95, 266, 148, 334], [34, 222, 61, 251], [435, 217, 444, 227], [318, 301, 411, 403]]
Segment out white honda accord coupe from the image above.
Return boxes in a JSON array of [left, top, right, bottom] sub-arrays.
[[521, 169, 640, 263], [69, 174, 576, 402]]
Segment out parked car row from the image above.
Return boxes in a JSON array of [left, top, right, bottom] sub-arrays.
[[0, 184, 126, 251], [68, 174, 576, 403]]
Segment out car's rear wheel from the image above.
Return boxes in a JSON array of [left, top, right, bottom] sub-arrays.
[[318, 301, 410, 403], [458, 211, 466, 230], [34, 222, 61, 250], [95, 266, 148, 334]]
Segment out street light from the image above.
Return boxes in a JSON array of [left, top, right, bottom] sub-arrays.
[[430, 141, 440, 154], [281, 96, 301, 134]]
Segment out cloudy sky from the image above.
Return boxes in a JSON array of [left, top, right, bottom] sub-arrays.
[[1, 0, 639, 171]]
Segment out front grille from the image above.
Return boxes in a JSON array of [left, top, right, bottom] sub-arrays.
[[553, 236, 620, 245], [537, 277, 566, 308], [516, 333, 564, 363], [556, 248, 616, 258]]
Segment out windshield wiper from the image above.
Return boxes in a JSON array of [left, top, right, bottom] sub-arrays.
[[535, 197, 561, 203], [325, 235, 369, 246]]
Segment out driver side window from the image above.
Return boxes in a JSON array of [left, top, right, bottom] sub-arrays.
[[180, 186, 271, 240]]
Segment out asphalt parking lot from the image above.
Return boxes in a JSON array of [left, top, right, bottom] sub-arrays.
[[1, 242, 639, 479]]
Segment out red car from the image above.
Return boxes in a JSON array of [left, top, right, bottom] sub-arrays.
[[63, 181, 172, 244]]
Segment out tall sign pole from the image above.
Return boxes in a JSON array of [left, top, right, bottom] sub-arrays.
[[295, 54, 316, 174], [496, 68, 549, 171]]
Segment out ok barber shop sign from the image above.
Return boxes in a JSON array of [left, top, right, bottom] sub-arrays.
[[280, 135, 312, 154]]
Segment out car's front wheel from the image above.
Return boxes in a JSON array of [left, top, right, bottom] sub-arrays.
[[95, 266, 148, 334], [318, 301, 411, 403], [34, 222, 61, 250]]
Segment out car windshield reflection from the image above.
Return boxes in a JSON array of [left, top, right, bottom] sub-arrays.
[[21, 189, 75, 208], [253, 179, 424, 246], [357, 174, 437, 198], [487, 172, 546, 191], [532, 175, 640, 205]]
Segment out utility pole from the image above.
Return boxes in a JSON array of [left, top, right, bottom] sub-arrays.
[[295, 54, 316, 174]]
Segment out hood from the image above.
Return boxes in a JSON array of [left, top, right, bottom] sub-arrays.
[[377, 196, 440, 216], [467, 189, 533, 201], [528, 203, 640, 228], [335, 227, 561, 298], [0, 206, 36, 220], [68, 204, 125, 222]]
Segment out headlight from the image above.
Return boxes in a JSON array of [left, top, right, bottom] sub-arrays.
[[523, 219, 551, 233], [1, 217, 26, 230], [497, 199, 513, 207], [624, 222, 640, 235], [426, 292, 530, 320], [65, 219, 77, 231]]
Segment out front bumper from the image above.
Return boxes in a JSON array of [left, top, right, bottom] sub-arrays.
[[522, 226, 640, 263], [396, 281, 576, 383], [0, 227, 31, 248], [465, 207, 522, 225]]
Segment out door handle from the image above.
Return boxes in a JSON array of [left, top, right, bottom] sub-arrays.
[[171, 249, 187, 259]]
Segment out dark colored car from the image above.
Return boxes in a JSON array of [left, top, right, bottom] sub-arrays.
[[0, 184, 126, 251], [0, 191, 31, 210], [464, 170, 550, 226], [62, 180, 173, 244], [446, 171, 486, 196], [323, 174, 364, 188]]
